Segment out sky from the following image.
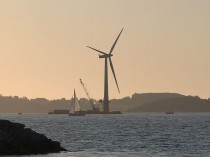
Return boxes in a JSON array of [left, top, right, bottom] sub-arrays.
[[0, 0, 209, 100]]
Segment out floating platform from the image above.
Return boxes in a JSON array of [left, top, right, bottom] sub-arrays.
[[48, 110, 69, 114], [48, 110, 122, 115], [83, 110, 122, 114]]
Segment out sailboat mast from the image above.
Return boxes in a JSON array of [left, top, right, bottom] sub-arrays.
[[74, 88, 76, 106]]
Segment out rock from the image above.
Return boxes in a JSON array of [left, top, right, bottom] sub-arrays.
[[0, 119, 66, 155]]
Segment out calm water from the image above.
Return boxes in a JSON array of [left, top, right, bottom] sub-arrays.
[[0, 113, 210, 157]]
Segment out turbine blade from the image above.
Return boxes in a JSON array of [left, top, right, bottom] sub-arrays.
[[87, 46, 107, 55], [109, 58, 120, 93], [109, 28, 124, 54]]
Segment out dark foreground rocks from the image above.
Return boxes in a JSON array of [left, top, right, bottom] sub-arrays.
[[0, 119, 66, 155]]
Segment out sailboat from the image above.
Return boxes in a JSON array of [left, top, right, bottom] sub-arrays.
[[68, 89, 85, 116]]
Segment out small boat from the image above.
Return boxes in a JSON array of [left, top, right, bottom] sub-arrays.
[[18, 113, 22, 115], [68, 89, 85, 116], [165, 112, 174, 114]]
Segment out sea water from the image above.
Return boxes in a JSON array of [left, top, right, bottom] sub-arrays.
[[0, 113, 210, 157]]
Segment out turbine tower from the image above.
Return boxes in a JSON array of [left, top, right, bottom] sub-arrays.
[[87, 28, 123, 113]]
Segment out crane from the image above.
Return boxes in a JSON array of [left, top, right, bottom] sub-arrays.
[[79, 79, 99, 112]]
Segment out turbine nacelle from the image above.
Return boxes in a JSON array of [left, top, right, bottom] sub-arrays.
[[99, 54, 113, 58]]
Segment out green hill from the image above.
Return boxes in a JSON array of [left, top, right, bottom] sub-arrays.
[[126, 95, 210, 112], [109, 93, 184, 111]]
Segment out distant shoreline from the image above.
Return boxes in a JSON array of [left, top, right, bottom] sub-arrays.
[[0, 93, 209, 113]]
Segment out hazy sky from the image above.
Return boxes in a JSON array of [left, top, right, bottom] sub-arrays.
[[0, 0, 209, 100]]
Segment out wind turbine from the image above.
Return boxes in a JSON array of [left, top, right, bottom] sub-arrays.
[[87, 28, 123, 113]]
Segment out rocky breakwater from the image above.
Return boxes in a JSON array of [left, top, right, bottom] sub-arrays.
[[0, 119, 66, 155]]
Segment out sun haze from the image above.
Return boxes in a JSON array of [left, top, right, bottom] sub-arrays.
[[0, 0, 209, 100]]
